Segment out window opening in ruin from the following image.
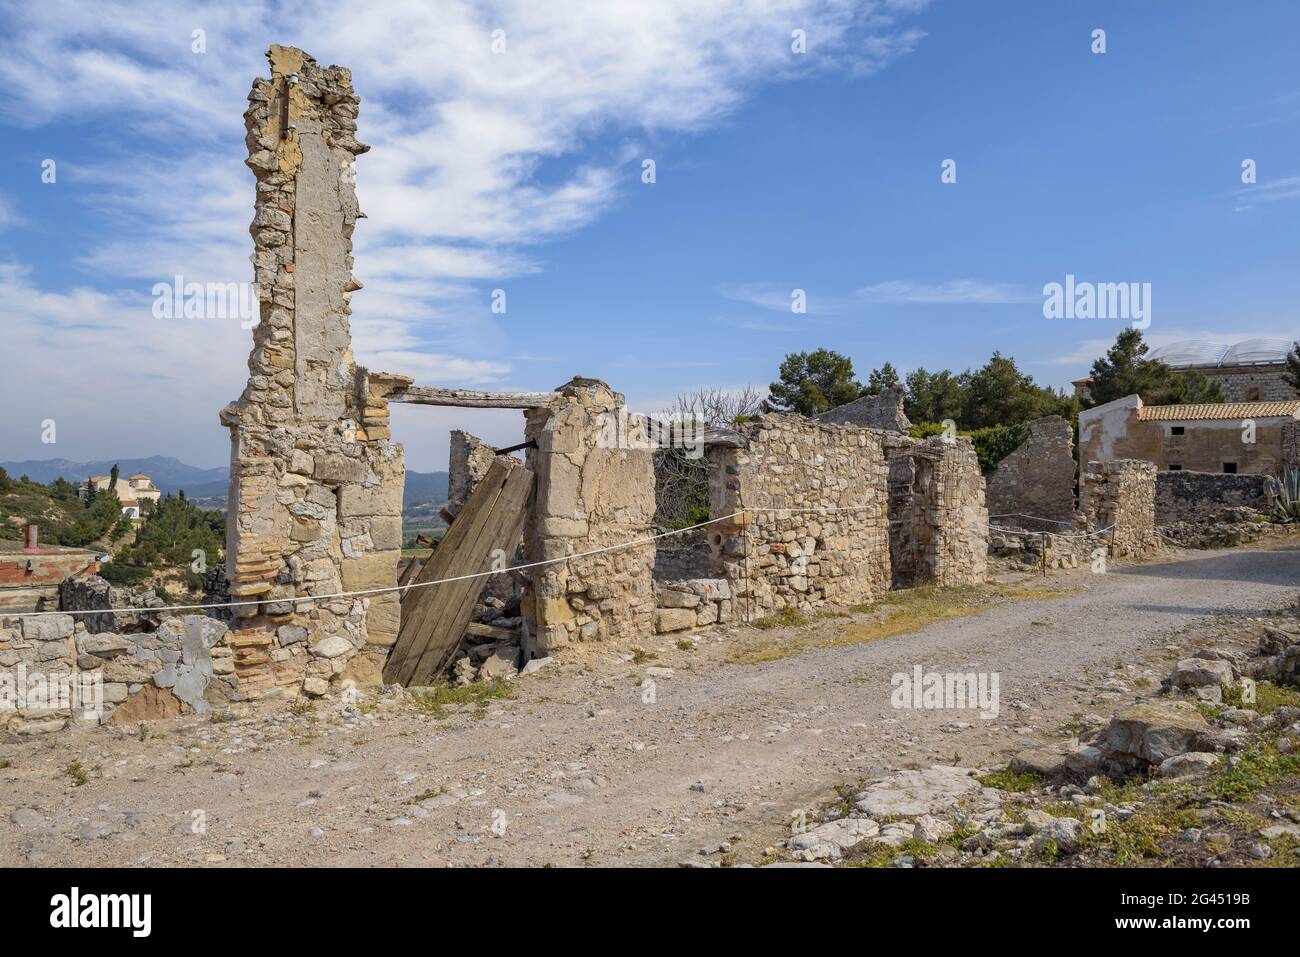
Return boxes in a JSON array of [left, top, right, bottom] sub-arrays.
[[1222, 462, 1237, 474], [1168, 464, 1183, 471], [1170, 426, 1185, 436]]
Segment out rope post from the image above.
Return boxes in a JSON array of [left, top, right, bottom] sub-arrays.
[[1040, 531, 1047, 578]]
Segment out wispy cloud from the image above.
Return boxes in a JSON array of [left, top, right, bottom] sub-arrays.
[[1236, 174, 1300, 210], [854, 279, 1037, 304]]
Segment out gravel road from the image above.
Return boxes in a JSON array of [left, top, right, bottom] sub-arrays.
[[3, 543, 1298, 868]]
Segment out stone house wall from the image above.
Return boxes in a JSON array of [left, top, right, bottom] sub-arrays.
[[1079, 394, 1297, 476], [1080, 459, 1159, 558], [219, 46, 408, 699], [886, 436, 989, 588], [706, 415, 892, 620], [985, 416, 1076, 528]]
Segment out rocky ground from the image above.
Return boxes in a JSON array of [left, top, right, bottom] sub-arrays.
[[764, 608, 1300, 869], [2, 540, 1299, 868]]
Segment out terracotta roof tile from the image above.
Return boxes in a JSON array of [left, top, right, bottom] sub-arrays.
[[1140, 400, 1300, 421]]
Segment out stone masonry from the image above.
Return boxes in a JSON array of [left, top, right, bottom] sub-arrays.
[[219, 46, 408, 699], [886, 435, 989, 588], [445, 429, 498, 521], [1155, 471, 1271, 525], [1080, 460, 1159, 558], [522, 379, 657, 658], [985, 416, 1076, 529], [707, 415, 893, 620], [0, 607, 228, 734]]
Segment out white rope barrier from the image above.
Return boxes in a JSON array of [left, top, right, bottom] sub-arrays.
[[5, 506, 1128, 619]]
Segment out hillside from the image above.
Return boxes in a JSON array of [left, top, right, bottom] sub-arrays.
[[0, 456, 227, 496], [0, 475, 85, 542], [3, 458, 449, 517]]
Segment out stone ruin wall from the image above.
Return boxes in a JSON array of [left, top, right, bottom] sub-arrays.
[[521, 379, 657, 658], [1154, 471, 1272, 525], [1080, 459, 1159, 558], [886, 435, 989, 588], [219, 46, 408, 699], [706, 415, 893, 620], [445, 430, 498, 520], [985, 416, 1076, 529]]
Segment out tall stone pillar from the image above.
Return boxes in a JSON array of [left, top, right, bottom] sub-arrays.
[[220, 46, 408, 698], [521, 379, 656, 658]]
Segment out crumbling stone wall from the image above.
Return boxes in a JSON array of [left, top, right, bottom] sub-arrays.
[[985, 416, 1076, 528], [219, 46, 407, 699], [446, 430, 498, 520], [522, 379, 656, 658], [886, 436, 988, 588], [1081, 460, 1159, 557], [0, 607, 228, 733], [707, 415, 891, 619], [815, 387, 910, 432], [1155, 471, 1271, 525], [653, 578, 733, 632]]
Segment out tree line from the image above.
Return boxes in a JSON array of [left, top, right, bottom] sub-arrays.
[[764, 329, 1230, 429]]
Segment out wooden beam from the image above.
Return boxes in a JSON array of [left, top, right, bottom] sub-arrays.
[[465, 621, 519, 642], [384, 458, 534, 686], [389, 385, 557, 409]]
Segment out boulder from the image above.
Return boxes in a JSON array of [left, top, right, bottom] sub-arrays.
[[854, 766, 987, 819], [1097, 702, 1213, 769], [1157, 752, 1220, 777], [1170, 657, 1234, 690], [1031, 816, 1083, 854], [1009, 748, 1068, 778], [787, 818, 879, 861]]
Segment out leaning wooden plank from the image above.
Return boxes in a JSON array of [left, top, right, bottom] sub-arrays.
[[403, 464, 533, 686], [387, 464, 511, 683], [384, 459, 533, 685]]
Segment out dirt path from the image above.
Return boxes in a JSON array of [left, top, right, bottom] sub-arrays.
[[4, 544, 1299, 868]]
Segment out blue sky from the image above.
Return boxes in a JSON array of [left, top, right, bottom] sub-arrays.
[[0, 0, 1297, 471]]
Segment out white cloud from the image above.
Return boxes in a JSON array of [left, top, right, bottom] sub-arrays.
[[854, 279, 1037, 304], [1236, 174, 1300, 207]]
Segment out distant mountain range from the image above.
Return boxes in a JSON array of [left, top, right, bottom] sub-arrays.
[[0, 456, 449, 510]]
